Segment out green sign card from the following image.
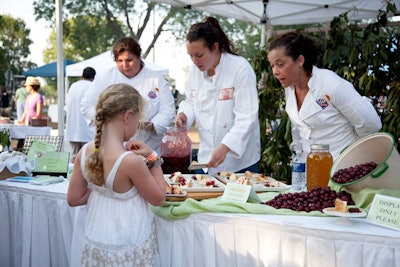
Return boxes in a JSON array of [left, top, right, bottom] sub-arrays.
[[367, 194, 400, 231], [33, 151, 70, 177], [27, 140, 56, 159]]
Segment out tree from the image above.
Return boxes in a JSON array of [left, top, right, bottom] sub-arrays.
[[43, 16, 118, 62], [33, 0, 261, 62], [0, 15, 36, 85], [33, 0, 178, 61]]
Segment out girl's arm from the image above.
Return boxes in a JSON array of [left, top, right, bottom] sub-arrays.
[[125, 141, 165, 206], [67, 150, 91, 206]]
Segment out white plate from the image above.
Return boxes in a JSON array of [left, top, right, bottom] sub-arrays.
[[164, 174, 225, 192], [322, 208, 367, 218], [214, 173, 291, 192]]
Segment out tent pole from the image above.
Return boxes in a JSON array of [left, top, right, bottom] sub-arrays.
[[55, 0, 65, 137], [260, 24, 266, 48]]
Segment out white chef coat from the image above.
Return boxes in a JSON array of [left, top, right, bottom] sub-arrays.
[[178, 53, 261, 174], [80, 62, 175, 153], [286, 66, 382, 159], [65, 79, 94, 143]]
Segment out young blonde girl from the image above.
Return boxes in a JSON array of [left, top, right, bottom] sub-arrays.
[[67, 83, 165, 266]]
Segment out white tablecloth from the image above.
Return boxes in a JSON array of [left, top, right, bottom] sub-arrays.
[[0, 180, 78, 267], [1, 180, 400, 267], [0, 124, 51, 139], [155, 213, 400, 267]]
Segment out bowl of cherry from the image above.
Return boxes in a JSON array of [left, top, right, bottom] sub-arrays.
[[329, 132, 400, 192]]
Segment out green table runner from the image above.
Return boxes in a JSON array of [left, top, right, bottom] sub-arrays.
[[152, 182, 400, 220]]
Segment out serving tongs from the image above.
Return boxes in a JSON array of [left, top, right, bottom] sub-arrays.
[[188, 161, 209, 170]]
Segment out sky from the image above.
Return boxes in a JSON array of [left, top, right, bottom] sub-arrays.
[[0, 0, 191, 91]]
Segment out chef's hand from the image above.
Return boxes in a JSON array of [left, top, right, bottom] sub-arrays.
[[174, 113, 187, 128], [125, 140, 153, 157], [207, 144, 230, 168]]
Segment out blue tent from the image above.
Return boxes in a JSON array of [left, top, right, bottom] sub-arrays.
[[23, 59, 75, 77]]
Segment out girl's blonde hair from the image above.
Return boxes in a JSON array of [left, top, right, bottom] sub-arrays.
[[85, 83, 142, 186]]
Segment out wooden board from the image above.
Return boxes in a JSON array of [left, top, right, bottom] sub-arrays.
[[166, 191, 224, 201], [165, 180, 224, 201]]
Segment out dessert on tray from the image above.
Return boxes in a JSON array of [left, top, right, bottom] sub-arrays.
[[165, 172, 225, 192], [215, 171, 290, 192]]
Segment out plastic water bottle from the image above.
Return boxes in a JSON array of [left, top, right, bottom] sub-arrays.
[[291, 151, 306, 191]]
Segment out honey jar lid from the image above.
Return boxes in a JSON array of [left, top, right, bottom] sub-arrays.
[[310, 144, 329, 150]]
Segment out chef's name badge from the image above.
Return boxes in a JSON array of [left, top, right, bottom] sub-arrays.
[[367, 194, 400, 231], [218, 87, 234, 100]]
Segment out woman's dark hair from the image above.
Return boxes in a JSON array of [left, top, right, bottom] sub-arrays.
[[112, 37, 142, 61], [82, 67, 96, 79], [186, 16, 237, 55], [268, 32, 321, 76]]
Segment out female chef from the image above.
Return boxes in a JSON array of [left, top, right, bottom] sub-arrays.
[[267, 32, 382, 159], [175, 17, 261, 174]]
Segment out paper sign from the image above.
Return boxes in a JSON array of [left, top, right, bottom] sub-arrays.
[[367, 194, 400, 231], [33, 152, 70, 175], [27, 140, 56, 159], [221, 183, 261, 203]]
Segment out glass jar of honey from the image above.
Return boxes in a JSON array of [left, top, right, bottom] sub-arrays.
[[306, 144, 333, 191], [160, 126, 192, 174]]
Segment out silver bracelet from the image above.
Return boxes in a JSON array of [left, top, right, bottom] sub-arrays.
[[147, 157, 164, 168]]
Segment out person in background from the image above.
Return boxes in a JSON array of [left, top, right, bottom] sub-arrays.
[[171, 84, 184, 110], [14, 81, 28, 121], [267, 32, 382, 159], [174, 16, 261, 175], [67, 83, 165, 266], [80, 37, 175, 154], [66, 67, 96, 162], [17, 77, 43, 125], [1, 86, 10, 108]]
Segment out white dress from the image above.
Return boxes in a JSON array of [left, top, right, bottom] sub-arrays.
[[80, 145, 159, 267]]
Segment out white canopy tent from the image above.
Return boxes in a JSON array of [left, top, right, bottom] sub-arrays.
[[151, 0, 394, 46], [66, 50, 169, 77], [151, 0, 391, 26]]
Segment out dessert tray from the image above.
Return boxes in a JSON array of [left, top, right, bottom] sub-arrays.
[[214, 171, 291, 192], [164, 173, 225, 192], [165, 172, 226, 201]]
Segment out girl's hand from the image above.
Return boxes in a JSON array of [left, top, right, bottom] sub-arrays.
[[125, 140, 153, 157]]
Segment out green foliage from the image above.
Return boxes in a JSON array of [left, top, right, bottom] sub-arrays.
[[0, 15, 36, 85], [382, 81, 400, 151], [43, 16, 119, 62], [253, 4, 400, 183]]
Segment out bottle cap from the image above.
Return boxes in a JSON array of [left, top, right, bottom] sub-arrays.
[[310, 144, 329, 150]]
